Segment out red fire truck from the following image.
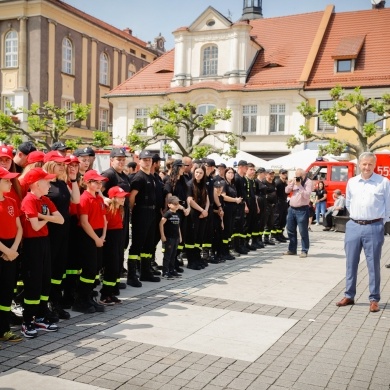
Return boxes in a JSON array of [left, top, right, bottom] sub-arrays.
[[306, 153, 390, 207]]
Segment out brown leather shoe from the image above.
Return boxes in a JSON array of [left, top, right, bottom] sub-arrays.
[[369, 301, 380, 312], [336, 297, 355, 307]]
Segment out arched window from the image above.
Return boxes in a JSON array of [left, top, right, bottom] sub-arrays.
[[62, 37, 73, 74], [4, 31, 18, 68], [99, 52, 109, 85], [202, 46, 218, 76]]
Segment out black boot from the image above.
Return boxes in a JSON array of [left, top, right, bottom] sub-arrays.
[[245, 238, 257, 251], [187, 250, 201, 270], [263, 235, 275, 245], [253, 237, 264, 248], [140, 258, 161, 282], [127, 261, 142, 287]]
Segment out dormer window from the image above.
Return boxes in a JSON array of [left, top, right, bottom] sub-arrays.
[[332, 35, 365, 74], [202, 45, 218, 76], [336, 59, 353, 73]]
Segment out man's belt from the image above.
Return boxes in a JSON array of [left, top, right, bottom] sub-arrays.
[[351, 218, 382, 225]]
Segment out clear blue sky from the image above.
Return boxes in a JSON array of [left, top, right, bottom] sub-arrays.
[[64, 0, 374, 49]]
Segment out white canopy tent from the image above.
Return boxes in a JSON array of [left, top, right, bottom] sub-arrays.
[[264, 149, 337, 171], [207, 151, 268, 168]]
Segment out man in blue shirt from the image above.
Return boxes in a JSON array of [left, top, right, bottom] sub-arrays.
[[336, 152, 390, 313]]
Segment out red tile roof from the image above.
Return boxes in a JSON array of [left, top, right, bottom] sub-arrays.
[[306, 8, 390, 89], [51, 0, 149, 49], [107, 7, 390, 97]]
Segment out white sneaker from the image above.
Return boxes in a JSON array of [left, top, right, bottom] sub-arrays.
[[315, 223, 319, 226]]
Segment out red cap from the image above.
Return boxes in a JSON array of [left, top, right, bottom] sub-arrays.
[[108, 186, 130, 199], [83, 170, 108, 182], [0, 145, 13, 159], [0, 166, 19, 179], [23, 168, 56, 186], [44, 150, 71, 163], [68, 155, 80, 164], [27, 151, 45, 164]]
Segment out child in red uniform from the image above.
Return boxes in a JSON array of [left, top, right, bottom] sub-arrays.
[[100, 186, 129, 305], [0, 167, 23, 342], [20, 168, 64, 338], [72, 170, 107, 314]]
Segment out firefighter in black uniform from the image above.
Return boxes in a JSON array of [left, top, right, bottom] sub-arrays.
[[273, 169, 289, 242], [254, 168, 267, 248], [202, 159, 217, 264], [262, 169, 277, 245], [244, 163, 258, 251], [151, 154, 165, 274], [128, 150, 160, 286], [233, 160, 249, 254]]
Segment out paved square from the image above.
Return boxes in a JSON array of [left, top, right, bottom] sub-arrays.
[[0, 369, 104, 390], [100, 302, 297, 361], [194, 246, 346, 310]]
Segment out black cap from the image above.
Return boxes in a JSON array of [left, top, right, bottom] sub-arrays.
[[152, 153, 166, 163], [237, 160, 248, 166], [172, 159, 184, 167], [73, 148, 90, 157], [214, 180, 224, 188], [127, 161, 137, 169], [18, 142, 36, 155], [279, 169, 288, 174], [256, 167, 266, 174], [84, 147, 95, 157], [193, 159, 202, 164], [217, 163, 227, 169], [205, 159, 216, 167], [51, 141, 68, 151], [266, 169, 275, 174], [138, 150, 152, 159], [110, 148, 127, 158]]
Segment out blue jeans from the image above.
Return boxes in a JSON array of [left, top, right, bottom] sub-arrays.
[[344, 220, 384, 302], [286, 206, 310, 254], [315, 201, 326, 222]]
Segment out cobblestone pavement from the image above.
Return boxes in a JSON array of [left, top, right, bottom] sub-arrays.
[[1, 228, 390, 390]]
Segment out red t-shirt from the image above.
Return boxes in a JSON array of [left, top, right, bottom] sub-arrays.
[[0, 196, 20, 239], [78, 191, 106, 230], [106, 207, 123, 230], [21, 193, 58, 238], [5, 186, 22, 208]]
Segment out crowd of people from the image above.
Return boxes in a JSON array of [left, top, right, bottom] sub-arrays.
[[0, 140, 319, 342]]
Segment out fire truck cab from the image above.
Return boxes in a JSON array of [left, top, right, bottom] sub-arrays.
[[306, 152, 390, 208]]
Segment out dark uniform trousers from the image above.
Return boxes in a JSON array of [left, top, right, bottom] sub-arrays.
[[264, 202, 276, 239], [22, 236, 52, 323], [77, 228, 103, 300], [102, 229, 123, 297], [274, 200, 288, 235], [233, 203, 246, 248], [128, 207, 156, 266], [256, 195, 267, 239], [0, 238, 18, 334]]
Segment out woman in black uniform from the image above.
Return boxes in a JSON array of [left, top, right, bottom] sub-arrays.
[[221, 167, 243, 260], [186, 166, 209, 270], [43, 151, 80, 320]]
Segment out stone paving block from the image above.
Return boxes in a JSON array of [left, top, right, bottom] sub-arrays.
[[210, 374, 234, 387], [227, 377, 253, 389], [90, 377, 123, 389]]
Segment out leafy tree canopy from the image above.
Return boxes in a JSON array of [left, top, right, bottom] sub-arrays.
[[127, 100, 243, 158], [287, 86, 390, 157]]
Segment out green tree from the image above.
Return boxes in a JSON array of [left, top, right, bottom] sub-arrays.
[[92, 130, 111, 149], [127, 100, 243, 158], [0, 102, 91, 150], [287, 86, 390, 158]]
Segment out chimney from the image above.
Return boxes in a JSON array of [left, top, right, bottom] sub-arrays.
[[123, 28, 132, 35]]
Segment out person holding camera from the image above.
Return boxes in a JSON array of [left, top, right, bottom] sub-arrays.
[[284, 168, 312, 258]]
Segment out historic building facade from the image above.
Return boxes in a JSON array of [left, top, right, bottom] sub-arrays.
[[0, 0, 163, 141], [107, 1, 390, 159]]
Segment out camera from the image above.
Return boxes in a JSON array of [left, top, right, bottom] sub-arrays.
[[295, 177, 301, 182]]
